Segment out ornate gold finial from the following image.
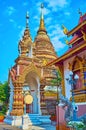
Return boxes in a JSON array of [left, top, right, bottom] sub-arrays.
[[64, 38, 69, 44], [26, 11, 29, 28], [78, 8, 82, 17], [62, 24, 68, 35]]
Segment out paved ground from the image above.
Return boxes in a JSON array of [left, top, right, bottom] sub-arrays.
[[0, 123, 56, 130], [0, 122, 20, 130]]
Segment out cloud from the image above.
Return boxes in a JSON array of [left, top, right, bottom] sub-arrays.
[[49, 24, 65, 38], [52, 36, 66, 50], [64, 12, 70, 16], [5, 6, 16, 16], [33, 15, 39, 20], [22, 2, 28, 6], [9, 18, 17, 28], [43, 7, 50, 15], [44, 0, 70, 11], [45, 17, 52, 24], [47, 24, 66, 51]]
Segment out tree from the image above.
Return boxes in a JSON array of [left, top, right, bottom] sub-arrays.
[[51, 70, 62, 87], [50, 69, 62, 104], [45, 70, 62, 118], [0, 81, 9, 114]]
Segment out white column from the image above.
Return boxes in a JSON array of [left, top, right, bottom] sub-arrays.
[[64, 69, 71, 100], [37, 80, 41, 115], [7, 79, 14, 115], [29, 45, 33, 58], [31, 45, 33, 58]]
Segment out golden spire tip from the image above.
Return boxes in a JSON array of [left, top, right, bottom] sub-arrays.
[[41, 3, 44, 19], [41, 3, 44, 9], [26, 11, 29, 28]]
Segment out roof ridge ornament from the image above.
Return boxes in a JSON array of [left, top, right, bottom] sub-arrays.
[[62, 24, 68, 35], [78, 8, 82, 17]]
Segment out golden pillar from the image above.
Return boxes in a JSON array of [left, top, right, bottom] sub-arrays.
[[10, 82, 24, 116]]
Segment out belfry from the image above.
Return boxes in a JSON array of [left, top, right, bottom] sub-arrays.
[[5, 4, 58, 126]]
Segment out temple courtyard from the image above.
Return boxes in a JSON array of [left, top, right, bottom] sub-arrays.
[[0, 122, 56, 130]]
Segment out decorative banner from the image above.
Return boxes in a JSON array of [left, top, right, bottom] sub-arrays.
[[24, 94, 33, 104]]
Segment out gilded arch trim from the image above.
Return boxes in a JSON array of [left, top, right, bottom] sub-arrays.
[[73, 56, 83, 70], [17, 62, 41, 83], [69, 56, 83, 71]]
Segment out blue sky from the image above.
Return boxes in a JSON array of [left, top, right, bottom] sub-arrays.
[[0, 0, 86, 82]]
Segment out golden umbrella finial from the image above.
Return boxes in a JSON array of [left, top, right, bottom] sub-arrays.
[[41, 3, 44, 19], [38, 3, 46, 33], [26, 11, 29, 28], [41, 3, 44, 9]]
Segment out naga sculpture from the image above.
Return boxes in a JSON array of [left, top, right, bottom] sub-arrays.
[[57, 87, 86, 124]]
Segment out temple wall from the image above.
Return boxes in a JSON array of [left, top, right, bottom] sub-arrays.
[[77, 103, 86, 117], [56, 106, 65, 124], [63, 49, 86, 99]]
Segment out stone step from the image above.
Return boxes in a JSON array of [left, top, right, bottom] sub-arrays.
[[28, 114, 41, 125], [28, 114, 51, 125]]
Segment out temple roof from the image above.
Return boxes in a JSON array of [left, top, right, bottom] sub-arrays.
[[46, 40, 86, 66], [68, 34, 79, 45], [79, 13, 86, 24], [67, 13, 86, 37], [64, 12, 86, 46]]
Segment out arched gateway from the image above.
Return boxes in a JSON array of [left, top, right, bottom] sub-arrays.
[[24, 71, 41, 114]]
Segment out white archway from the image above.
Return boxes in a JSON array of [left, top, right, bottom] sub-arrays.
[[24, 71, 41, 114]]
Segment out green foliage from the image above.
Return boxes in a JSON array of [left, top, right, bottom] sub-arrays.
[[67, 121, 86, 129], [51, 70, 62, 86], [51, 70, 62, 102], [0, 112, 4, 116], [0, 81, 10, 115]]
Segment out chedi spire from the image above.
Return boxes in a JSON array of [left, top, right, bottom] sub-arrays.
[[38, 3, 47, 34]]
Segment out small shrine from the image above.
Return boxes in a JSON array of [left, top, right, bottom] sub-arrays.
[[4, 4, 58, 127]]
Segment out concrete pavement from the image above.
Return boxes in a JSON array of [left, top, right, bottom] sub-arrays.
[[0, 122, 20, 130], [0, 122, 56, 130]]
